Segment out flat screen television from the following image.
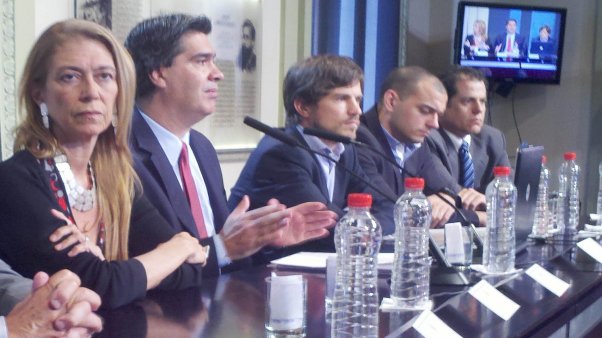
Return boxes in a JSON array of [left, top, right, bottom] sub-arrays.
[[454, 1, 567, 84]]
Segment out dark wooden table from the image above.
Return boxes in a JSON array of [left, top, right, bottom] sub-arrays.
[[97, 240, 602, 337]]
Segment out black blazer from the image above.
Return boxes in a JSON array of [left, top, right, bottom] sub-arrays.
[[0, 151, 203, 309], [228, 126, 395, 262], [130, 109, 249, 276]]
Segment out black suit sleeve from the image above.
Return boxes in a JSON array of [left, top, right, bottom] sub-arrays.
[[0, 151, 202, 309], [243, 142, 344, 215], [129, 192, 204, 292]]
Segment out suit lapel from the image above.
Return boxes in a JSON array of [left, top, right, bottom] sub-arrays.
[[188, 133, 228, 233], [131, 110, 201, 238], [469, 134, 487, 189], [289, 127, 331, 201], [439, 129, 461, 183], [363, 108, 403, 194]]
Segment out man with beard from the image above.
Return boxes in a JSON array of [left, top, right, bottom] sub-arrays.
[[229, 55, 394, 263]]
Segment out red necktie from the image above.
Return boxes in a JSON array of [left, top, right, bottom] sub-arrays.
[[506, 36, 513, 53], [178, 143, 208, 238]]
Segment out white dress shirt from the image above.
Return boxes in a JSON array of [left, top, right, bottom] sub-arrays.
[[139, 110, 231, 267], [443, 129, 472, 154]]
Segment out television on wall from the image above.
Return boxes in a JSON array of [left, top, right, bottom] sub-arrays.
[[454, 1, 567, 85]]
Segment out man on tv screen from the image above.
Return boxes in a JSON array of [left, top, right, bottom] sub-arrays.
[[494, 19, 527, 58]]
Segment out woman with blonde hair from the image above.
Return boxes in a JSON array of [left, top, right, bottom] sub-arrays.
[[0, 19, 207, 309], [463, 19, 491, 58]]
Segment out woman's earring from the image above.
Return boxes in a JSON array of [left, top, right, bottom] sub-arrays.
[[112, 114, 118, 135], [40, 103, 49, 129]]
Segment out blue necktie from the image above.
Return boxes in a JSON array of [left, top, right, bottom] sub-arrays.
[[459, 141, 474, 188]]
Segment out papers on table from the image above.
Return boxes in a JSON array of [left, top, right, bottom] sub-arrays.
[[469, 280, 520, 321], [577, 238, 602, 264], [413, 310, 462, 338], [525, 264, 570, 297], [270, 252, 394, 270]]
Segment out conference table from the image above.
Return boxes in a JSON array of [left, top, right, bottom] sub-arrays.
[[97, 238, 602, 337]]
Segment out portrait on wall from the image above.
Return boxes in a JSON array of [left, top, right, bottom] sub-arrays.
[[237, 19, 257, 73], [75, 0, 112, 29]]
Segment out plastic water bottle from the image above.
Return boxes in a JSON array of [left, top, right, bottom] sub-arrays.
[[531, 155, 550, 237], [332, 193, 382, 338], [596, 162, 602, 225], [558, 152, 580, 235], [484, 166, 516, 273], [391, 177, 432, 309]]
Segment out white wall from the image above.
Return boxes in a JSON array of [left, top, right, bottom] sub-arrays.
[[219, 0, 313, 196], [407, 0, 599, 214], [3, 0, 312, 198]]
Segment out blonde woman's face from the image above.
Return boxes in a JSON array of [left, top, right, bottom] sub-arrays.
[[36, 37, 118, 145]]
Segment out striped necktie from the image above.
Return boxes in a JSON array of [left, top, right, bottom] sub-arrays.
[[459, 141, 475, 188]]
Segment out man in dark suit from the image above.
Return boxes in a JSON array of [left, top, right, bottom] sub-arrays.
[[494, 18, 527, 58], [228, 55, 395, 262], [125, 14, 336, 276], [356, 66, 485, 227], [427, 66, 510, 214]]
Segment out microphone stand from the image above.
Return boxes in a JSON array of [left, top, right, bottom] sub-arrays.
[[305, 127, 484, 249], [304, 126, 483, 286], [244, 117, 471, 285]]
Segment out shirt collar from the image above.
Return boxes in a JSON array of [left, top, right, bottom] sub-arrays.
[[381, 125, 422, 154], [296, 125, 345, 160], [442, 128, 471, 153], [138, 107, 191, 166]]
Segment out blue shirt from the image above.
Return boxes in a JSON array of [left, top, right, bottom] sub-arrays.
[[381, 125, 421, 169], [297, 125, 345, 202]]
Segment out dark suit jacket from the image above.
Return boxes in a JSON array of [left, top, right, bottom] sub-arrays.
[[494, 33, 527, 56], [228, 126, 395, 262], [130, 109, 248, 276], [357, 107, 480, 225], [426, 126, 511, 194]]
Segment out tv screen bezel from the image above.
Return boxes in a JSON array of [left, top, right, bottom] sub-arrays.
[[454, 1, 567, 85]]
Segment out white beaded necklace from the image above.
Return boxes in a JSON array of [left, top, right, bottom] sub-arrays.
[[54, 154, 96, 212]]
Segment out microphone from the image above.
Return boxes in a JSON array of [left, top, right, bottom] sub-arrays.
[[303, 127, 357, 145], [440, 187, 484, 249], [303, 126, 484, 250], [244, 116, 398, 202], [244, 116, 457, 272], [243, 116, 299, 147]]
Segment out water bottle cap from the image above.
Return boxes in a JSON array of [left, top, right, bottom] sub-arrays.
[[404, 177, 425, 189], [563, 152, 576, 160], [493, 166, 511, 176], [541, 155, 547, 164], [347, 193, 372, 207]]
